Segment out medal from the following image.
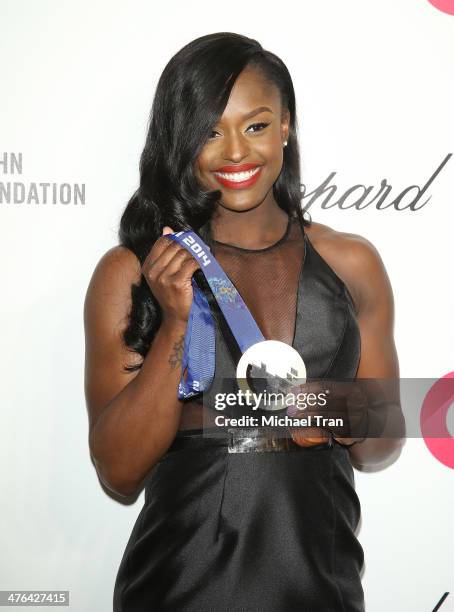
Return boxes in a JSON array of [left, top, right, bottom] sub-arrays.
[[166, 229, 306, 410], [236, 340, 306, 411]]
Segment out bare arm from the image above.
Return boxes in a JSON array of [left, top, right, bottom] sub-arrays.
[[84, 229, 199, 497], [341, 235, 405, 468]]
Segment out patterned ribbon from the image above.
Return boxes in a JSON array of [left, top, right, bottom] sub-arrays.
[[166, 230, 265, 399]]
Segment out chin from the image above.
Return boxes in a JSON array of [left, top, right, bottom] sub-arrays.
[[222, 188, 270, 209], [220, 197, 263, 212]]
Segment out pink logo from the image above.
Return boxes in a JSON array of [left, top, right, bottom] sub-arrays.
[[420, 372, 454, 469], [427, 0, 454, 15]]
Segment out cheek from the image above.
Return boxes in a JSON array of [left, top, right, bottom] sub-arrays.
[[260, 139, 284, 176], [194, 158, 209, 187], [258, 130, 283, 161], [195, 152, 212, 180]]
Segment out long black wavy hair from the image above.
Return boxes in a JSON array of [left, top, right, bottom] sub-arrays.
[[118, 32, 311, 370]]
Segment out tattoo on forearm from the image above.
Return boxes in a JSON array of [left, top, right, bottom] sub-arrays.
[[168, 334, 185, 369]]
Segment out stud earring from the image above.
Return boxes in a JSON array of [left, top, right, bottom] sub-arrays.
[[283, 140, 288, 147]]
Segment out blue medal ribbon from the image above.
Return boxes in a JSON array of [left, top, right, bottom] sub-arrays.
[[166, 230, 266, 399]]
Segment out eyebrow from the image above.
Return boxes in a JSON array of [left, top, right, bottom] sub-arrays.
[[242, 106, 274, 120]]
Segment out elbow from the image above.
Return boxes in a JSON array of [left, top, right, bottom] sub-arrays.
[[89, 431, 141, 498], [102, 473, 140, 498], [91, 453, 141, 497], [349, 436, 405, 469]]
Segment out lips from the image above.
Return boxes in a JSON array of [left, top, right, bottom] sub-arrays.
[[213, 163, 263, 190]]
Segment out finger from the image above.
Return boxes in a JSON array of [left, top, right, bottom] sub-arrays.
[[142, 235, 183, 277], [162, 264, 201, 296], [164, 251, 201, 279], [147, 232, 177, 259], [324, 384, 367, 426], [289, 427, 331, 447]]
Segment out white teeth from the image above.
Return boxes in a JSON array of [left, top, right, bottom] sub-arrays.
[[214, 167, 261, 182]]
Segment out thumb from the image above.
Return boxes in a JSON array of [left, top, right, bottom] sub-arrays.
[[162, 226, 174, 235]]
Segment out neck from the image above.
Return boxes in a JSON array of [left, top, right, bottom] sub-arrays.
[[210, 199, 290, 250]]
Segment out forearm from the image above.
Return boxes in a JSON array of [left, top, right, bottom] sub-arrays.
[[347, 401, 406, 467], [89, 319, 187, 495], [347, 437, 403, 468]]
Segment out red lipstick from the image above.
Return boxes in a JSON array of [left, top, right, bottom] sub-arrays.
[[213, 163, 263, 190]]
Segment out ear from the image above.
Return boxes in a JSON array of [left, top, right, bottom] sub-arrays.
[[281, 107, 290, 144]]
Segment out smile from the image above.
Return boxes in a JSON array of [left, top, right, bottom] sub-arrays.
[[213, 165, 263, 189]]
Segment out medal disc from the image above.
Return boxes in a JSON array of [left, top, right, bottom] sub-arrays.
[[236, 340, 306, 411]]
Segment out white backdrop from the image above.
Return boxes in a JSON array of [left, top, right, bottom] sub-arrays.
[[1, 1, 453, 610]]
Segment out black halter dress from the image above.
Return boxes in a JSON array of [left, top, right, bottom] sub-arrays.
[[113, 215, 365, 612]]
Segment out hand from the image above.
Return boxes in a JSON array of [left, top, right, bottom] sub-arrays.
[[141, 226, 201, 326], [287, 425, 332, 448], [286, 380, 369, 448]]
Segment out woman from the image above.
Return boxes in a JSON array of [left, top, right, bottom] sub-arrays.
[[84, 32, 404, 611]]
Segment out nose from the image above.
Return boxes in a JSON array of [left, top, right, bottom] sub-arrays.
[[221, 130, 250, 163]]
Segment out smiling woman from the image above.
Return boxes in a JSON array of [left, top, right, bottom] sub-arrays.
[[195, 70, 289, 210], [84, 31, 403, 612]]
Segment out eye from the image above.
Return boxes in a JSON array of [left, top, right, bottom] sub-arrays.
[[246, 122, 270, 133], [208, 130, 221, 140], [206, 121, 270, 141]]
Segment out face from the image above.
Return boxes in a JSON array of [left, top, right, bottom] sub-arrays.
[[194, 66, 290, 213]]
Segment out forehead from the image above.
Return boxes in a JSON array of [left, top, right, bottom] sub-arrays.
[[219, 67, 281, 120]]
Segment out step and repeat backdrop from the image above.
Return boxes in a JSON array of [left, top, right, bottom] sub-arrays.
[[1, 1, 453, 610]]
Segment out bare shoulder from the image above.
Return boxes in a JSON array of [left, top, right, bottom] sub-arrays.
[[86, 246, 141, 295], [84, 245, 142, 326], [304, 221, 390, 314], [305, 220, 383, 271]]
